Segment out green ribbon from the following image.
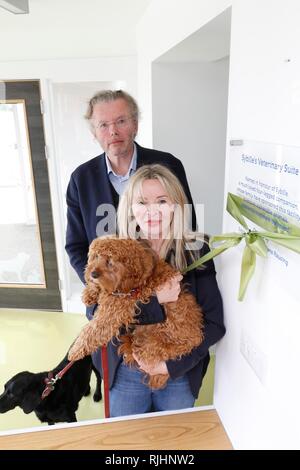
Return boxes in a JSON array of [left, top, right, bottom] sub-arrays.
[[182, 192, 300, 301]]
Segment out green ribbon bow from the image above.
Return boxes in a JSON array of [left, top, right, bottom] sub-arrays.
[[182, 192, 300, 301]]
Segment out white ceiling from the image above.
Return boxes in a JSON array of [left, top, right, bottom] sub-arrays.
[[155, 9, 231, 63], [0, 0, 152, 61]]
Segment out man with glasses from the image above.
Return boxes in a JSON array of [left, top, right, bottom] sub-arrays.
[[66, 89, 195, 287], [65, 89, 196, 406]]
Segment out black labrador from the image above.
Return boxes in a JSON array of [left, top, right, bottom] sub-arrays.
[[0, 353, 102, 425]]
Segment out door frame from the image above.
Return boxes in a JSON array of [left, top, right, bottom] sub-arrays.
[[1, 78, 63, 311], [40, 79, 69, 312]]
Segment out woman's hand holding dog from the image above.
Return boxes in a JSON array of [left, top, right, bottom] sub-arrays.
[[155, 274, 183, 304]]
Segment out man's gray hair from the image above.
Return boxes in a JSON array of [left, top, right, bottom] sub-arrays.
[[85, 89, 140, 122]]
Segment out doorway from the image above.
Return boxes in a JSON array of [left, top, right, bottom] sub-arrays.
[[50, 80, 118, 312]]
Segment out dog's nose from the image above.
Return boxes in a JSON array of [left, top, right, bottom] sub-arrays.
[[91, 271, 100, 279]]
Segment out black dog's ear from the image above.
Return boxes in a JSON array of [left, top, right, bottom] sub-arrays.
[[19, 374, 42, 414], [21, 389, 42, 414]]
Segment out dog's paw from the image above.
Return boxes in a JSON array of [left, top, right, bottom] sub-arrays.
[[122, 354, 137, 367], [93, 389, 102, 402], [118, 335, 136, 363], [82, 287, 99, 306], [118, 345, 136, 366], [148, 374, 170, 390]]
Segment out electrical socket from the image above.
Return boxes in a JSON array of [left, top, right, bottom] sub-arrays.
[[240, 331, 268, 386]]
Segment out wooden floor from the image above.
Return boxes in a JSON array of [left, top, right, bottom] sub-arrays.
[[0, 409, 232, 450]]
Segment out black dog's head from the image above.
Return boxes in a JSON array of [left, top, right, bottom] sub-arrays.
[[0, 371, 42, 414]]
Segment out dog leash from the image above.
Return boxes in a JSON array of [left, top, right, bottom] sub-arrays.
[[41, 360, 75, 399], [101, 289, 140, 417], [41, 355, 109, 421], [101, 346, 110, 418]]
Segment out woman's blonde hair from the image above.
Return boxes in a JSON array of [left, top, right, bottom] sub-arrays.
[[117, 164, 205, 271]]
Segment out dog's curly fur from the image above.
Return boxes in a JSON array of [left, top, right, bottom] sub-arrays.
[[68, 237, 204, 389]]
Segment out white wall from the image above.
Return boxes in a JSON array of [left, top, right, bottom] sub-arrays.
[[0, 0, 151, 61], [0, 56, 137, 85], [138, 0, 300, 450], [152, 59, 229, 236], [215, 0, 300, 450]]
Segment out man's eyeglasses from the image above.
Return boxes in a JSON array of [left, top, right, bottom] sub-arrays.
[[94, 116, 133, 133]]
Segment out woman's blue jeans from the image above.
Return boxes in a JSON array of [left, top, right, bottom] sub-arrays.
[[109, 362, 195, 417]]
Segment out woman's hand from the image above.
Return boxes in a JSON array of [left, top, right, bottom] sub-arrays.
[[133, 353, 168, 375], [155, 273, 183, 304]]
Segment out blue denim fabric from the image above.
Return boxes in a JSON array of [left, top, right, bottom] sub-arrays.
[[109, 362, 195, 417]]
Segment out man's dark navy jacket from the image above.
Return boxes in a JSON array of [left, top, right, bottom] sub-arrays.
[[65, 143, 225, 398]]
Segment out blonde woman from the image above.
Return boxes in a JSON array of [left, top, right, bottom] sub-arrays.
[[107, 164, 225, 417]]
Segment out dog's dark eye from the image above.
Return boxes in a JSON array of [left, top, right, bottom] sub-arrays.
[[106, 259, 113, 268]]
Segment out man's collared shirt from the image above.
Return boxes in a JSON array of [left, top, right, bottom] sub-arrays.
[[105, 144, 137, 195]]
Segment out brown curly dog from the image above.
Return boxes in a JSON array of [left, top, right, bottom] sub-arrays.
[[68, 237, 204, 389]]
